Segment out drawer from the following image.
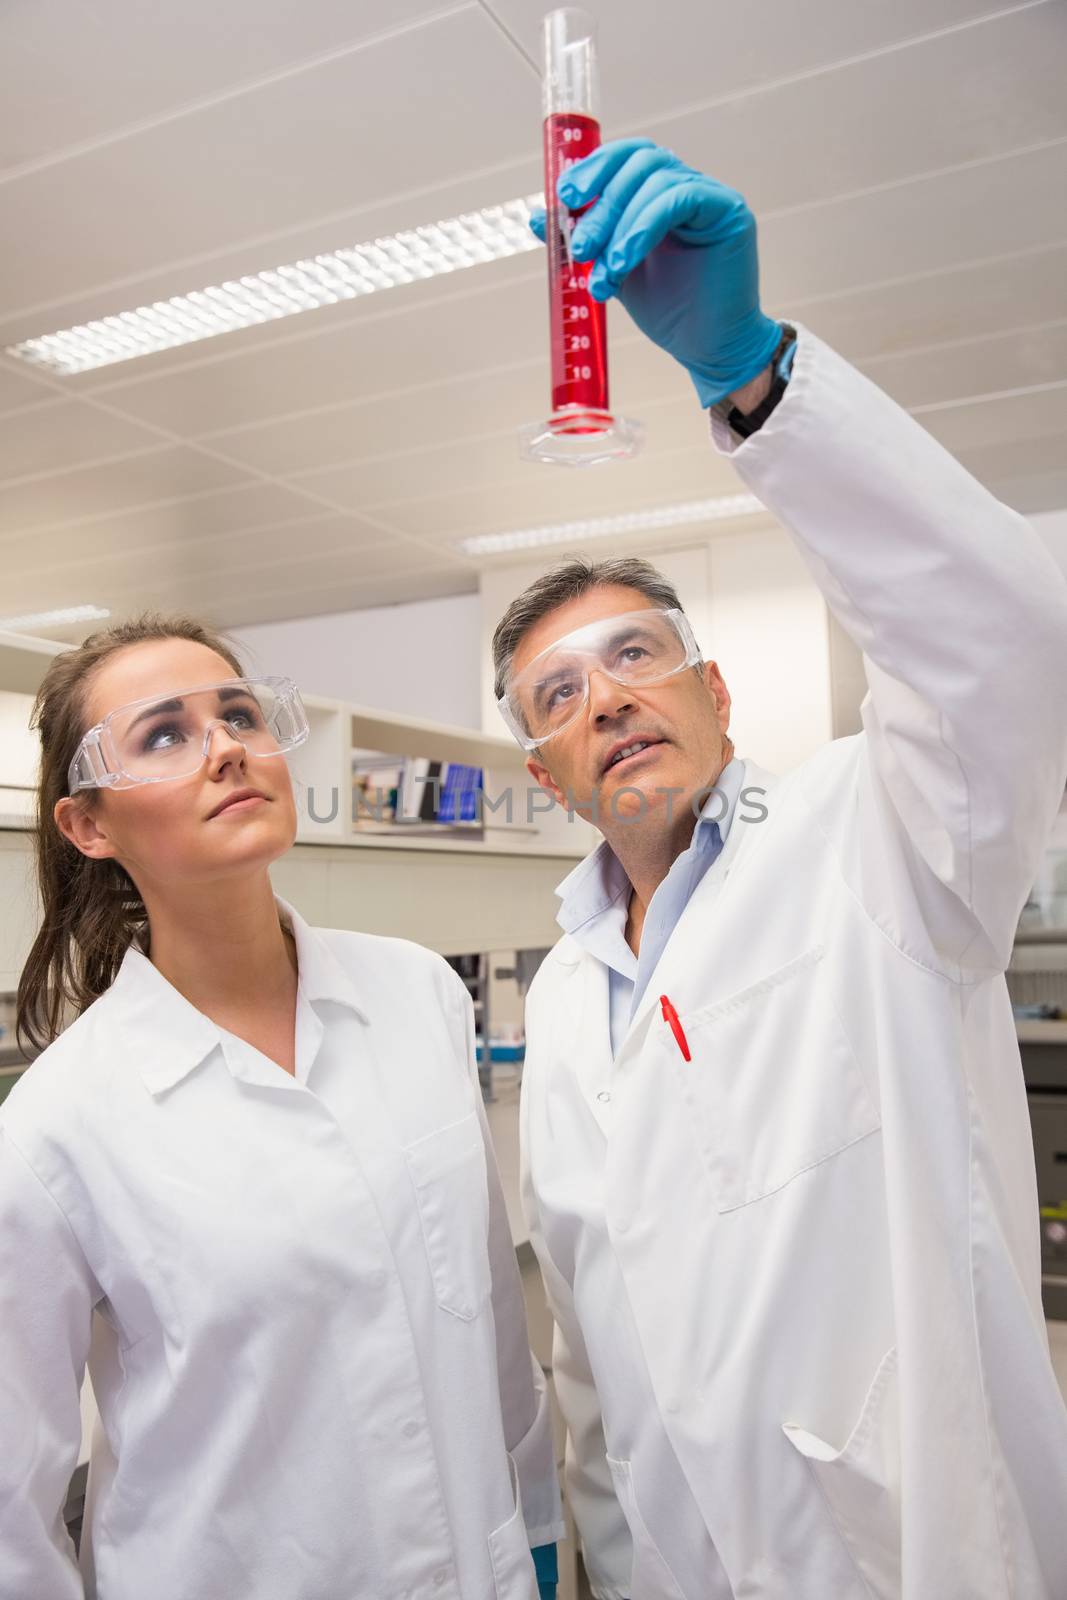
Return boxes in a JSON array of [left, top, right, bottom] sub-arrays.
[[1027, 1095, 1067, 1281], [1029, 1094, 1067, 1199]]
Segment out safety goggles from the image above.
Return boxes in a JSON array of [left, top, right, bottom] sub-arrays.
[[498, 606, 702, 751], [68, 676, 309, 794]]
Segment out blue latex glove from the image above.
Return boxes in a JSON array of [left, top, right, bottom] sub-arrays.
[[532, 1540, 558, 1600], [530, 139, 781, 407]]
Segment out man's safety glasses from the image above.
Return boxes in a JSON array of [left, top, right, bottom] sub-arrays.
[[498, 607, 702, 751], [67, 677, 309, 794]]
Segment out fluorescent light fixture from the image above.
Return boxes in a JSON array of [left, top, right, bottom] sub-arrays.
[[6, 196, 545, 378], [0, 604, 111, 633], [457, 493, 766, 556]]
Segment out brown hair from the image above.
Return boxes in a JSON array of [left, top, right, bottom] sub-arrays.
[[491, 555, 689, 700], [16, 614, 244, 1055]]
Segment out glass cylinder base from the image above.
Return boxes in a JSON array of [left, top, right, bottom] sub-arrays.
[[518, 407, 643, 467]]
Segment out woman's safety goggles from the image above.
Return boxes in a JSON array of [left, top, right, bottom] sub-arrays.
[[498, 607, 702, 751], [67, 676, 309, 794]]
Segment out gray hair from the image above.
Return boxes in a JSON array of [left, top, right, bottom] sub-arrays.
[[491, 555, 687, 700]]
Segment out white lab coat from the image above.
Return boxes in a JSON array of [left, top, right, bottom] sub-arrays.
[[0, 901, 562, 1600], [520, 329, 1067, 1600]]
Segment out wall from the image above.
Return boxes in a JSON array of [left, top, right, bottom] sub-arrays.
[[1033, 511, 1067, 577], [703, 528, 834, 772], [230, 591, 482, 729]]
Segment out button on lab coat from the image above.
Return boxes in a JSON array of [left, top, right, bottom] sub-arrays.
[[521, 330, 1067, 1600], [0, 902, 562, 1599]]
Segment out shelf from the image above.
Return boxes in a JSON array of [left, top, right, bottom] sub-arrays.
[[1018, 1020, 1067, 1045], [349, 704, 527, 772]]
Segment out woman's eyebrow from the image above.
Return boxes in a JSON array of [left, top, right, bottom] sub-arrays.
[[123, 684, 253, 732], [124, 696, 184, 733]]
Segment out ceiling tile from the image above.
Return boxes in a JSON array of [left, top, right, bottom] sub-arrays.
[[918, 383, 1067, 455], [992, 464, 1067, 515], [1, 9, 536, 318], [294, 373, 711, 510], [0, 446, 253, 537], [204, 362, 543, 478], [0, 481, 340, 563], [0, 534, 459, 621], [0, 531, 441, 617], [636, 6, 1067, 215], [484, 0, 1030, 128], [966, 431, 1067, 483], [0, 400, 169, 485], [0, 1, 451, 173], [792, 243, 1067, 360], [759, 140, 1067, 306], [0, 512, 392, 598], [859, 321, 1067, 411], [377, 442, 751, 541], [0, 358, 58, 413], [967, 430, 1067, 513]]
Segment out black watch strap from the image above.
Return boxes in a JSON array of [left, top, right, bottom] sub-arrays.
[[722, 324, 797, 439]]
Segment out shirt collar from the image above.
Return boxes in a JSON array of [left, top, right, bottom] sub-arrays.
[[555, 755, 747, 934], [706, 753, 745, 845], [114, 897, 368, 1097]]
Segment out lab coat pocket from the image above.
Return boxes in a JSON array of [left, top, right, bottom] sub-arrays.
[[783, 1346, 901, 1600], [605, 1457, 687, 1600], [675, 944, 880, 1210], [403, 1112, 491, 1321], [488, 1452, 539, 1600]]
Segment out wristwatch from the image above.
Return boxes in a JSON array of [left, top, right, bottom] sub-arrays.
[[720, 324, 798, 439]]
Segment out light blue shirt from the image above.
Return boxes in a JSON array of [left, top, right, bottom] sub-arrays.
[[555, 757, 746, 1055]]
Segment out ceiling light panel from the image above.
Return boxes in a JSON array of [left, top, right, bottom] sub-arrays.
[[458, 494, 766, 556], [0, 604, 111, 632], [7, 197, 545, 378]]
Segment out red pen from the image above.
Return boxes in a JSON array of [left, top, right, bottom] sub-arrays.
[[659, 995, 691, 1062]]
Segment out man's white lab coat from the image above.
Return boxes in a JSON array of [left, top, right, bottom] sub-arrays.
[[521, 330, 1067, 1600], [0, 902, 562, 1599]]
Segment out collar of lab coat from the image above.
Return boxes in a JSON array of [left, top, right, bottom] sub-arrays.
[[111, 896, 369, 1096]]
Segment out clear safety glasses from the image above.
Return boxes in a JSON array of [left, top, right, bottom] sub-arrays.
[[67, 676, 309, 794], [498, 606, 702, 751]]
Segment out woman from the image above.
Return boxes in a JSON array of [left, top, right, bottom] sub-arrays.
[[0, 615, 562, 1600]]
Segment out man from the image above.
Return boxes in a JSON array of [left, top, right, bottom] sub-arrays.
[[494, 139, 1067, 1599]]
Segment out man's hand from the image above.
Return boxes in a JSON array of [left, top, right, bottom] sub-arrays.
[[530, 139, 780, 409]]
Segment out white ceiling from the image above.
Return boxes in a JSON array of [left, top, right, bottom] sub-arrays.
[[1, 0, 1065, 635]]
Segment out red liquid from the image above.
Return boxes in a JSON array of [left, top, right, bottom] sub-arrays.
[[543, 111, 609, 429]]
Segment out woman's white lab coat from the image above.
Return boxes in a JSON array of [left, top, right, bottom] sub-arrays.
[[0, 902, 562, 1599], [521, 330, 1067, 1600]]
